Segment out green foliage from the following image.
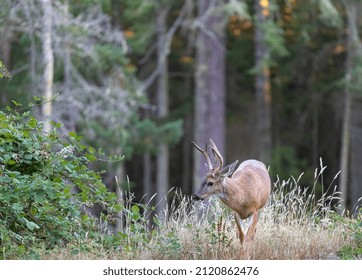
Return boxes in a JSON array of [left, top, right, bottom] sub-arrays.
[[134, 118, 184, 154], [317, 0, 342, 28], [338, 214, 362, 259], [223, 0, 250, 20], [0, 110, 121, 259], [151, 225, 181, 258], [262, 20, 289, 60], [0, 60, 11, 79], [98, 194, 158, 257], [270, 145, 308, 181], [94, 44, 130, 72], [86, 112, 183, 160], [120, 0, 158, 53]]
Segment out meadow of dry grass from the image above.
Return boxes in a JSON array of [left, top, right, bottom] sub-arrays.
[[45, 164, 360, 260]]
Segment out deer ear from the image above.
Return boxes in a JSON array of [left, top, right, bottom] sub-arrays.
[[220, 160, 238, 177]]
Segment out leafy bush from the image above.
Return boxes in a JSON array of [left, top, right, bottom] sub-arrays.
[[337, 213, 362, 259], [0, 110, 121, 259], [0, 60, 11, 78]]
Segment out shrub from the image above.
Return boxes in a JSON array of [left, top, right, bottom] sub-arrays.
[[337, 213, 362, 259], [0, 110, 121, 259]]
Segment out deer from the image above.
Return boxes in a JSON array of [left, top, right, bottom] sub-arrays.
[[192, 139, 271, 254]]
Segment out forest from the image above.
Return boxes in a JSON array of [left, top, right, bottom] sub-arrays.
[[0, 0, 362, 259]]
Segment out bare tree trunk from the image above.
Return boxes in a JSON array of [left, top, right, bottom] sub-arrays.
[[340, 0, 362, 213], [40, 0, 54, 133], [0, 28, 12, 105], [193, 0, 226, 191], [254, 0, 272, 163], [350, 99, 362, 213], [156, 7, 170, 214], [63, 0, 71, 97], [182, 73, 193, 194], [61, 0, 77, 132], [143, 152, 152, 203], [339, 1, 353, 210], [339, 67, 351, 211], [114, 157, 125, 233], [22, 0, 37, 97]]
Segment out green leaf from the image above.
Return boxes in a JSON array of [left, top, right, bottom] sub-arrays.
[[53, 177, 62, 183], [12, 203, 23, 212], [11, 100, 22, 107], [6, 159, 16, 165], [68, 131, 77, 138], [153, 216, 161, 227], [85, 152, 97, 162], [50, 121, 62, 128], [7, 171, 20, 177], [28, 117, 38, 128], [112, 203, 123, 212], [25, 220, 40, 231], [33, 96, 41, 102], [24, 153, 33, 160], [71, 249, 80, 255], [131, 204, 140, 214], [117, 232, 128, 240], [16, 245, 26, 255]]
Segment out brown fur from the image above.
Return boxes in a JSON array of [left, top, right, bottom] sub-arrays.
[[193, 140, 271, 256]]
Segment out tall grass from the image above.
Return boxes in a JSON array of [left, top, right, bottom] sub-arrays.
[[46, 161, 358, 260]]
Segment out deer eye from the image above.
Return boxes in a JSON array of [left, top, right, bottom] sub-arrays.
[[207, 181, 214, 187]]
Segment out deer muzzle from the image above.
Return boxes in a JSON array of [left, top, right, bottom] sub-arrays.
[[192, 194, 203, 201]]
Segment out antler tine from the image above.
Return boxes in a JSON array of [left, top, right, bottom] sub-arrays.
[[191, 141, 213, 170], [209, 139, 223, 170]]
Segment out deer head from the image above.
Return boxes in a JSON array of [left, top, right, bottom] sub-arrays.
[[192, 139, 238, 201]]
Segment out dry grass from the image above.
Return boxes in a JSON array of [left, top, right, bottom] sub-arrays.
[[45, 162, 356, 260]]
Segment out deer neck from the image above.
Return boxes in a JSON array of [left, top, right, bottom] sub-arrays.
[[218, 177, 244, 207]]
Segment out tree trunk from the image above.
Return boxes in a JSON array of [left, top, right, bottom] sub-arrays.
[[254, 0, 272, 163], [350, 99, 362, 213], [193, 0, 226, 191], [156, 7, 170, 214], [114, 157, 125, 233], [63, 0, 71, 97], [143, 152, 152, 203], [182, 72, 193, 194], [22, 0, 37, 97], [339, 63, 351, 211], [340, 0, 362, 213], [0, 28, 12, 105], [339, 1, 353, 210], [61, 0, 77, 132], [40, 0, 54, 133]]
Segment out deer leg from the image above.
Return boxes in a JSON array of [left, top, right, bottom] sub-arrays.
[[245, 211, 259, 242], [234, 212, 244, 245], [234, 212, 247, 260]]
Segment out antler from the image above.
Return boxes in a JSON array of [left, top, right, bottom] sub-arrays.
[[192, 141, 213, 170], [209, 139, 223, 172], [192, 139, 224, 172]]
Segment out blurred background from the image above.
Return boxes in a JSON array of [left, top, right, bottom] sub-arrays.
[[1, 0, 361, 213]]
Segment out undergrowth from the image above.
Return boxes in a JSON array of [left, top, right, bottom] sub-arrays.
[[46, 160, 361, 260]]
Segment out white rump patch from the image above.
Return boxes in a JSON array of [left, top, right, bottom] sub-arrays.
[[237, 159, 267, 172]]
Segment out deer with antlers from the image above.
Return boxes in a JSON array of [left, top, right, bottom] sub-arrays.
[[192, 139, 271, 252]]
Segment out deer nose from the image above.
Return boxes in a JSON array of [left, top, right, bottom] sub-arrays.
[[192, 194, 203, 201]]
